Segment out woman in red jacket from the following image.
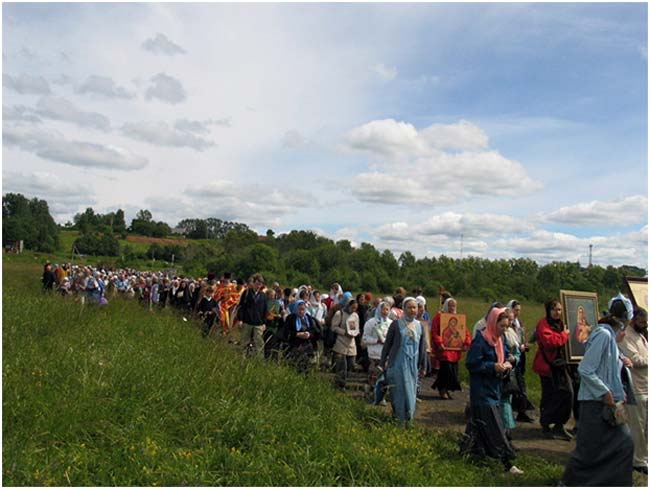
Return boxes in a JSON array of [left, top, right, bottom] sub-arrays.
[[431, 297, 471, 399], [532, 299, 573, 441]]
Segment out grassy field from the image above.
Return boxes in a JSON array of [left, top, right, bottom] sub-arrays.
[[2, 260, 565, 486]]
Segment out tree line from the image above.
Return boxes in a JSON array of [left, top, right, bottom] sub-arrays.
[[2, 193, 646, 302]]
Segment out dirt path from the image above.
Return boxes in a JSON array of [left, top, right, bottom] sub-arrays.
[[340, 371, 647, 486]]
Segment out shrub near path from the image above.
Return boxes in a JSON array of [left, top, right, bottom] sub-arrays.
[[3, 262, 570, 486]]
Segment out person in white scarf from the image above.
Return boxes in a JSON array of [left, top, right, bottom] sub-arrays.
[[362, 301, 392, 387]]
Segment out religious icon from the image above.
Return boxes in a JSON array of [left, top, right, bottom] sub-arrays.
[[560, 290, 599, 362], [346, 314, 359, 337], [440, 313, 467, 350]]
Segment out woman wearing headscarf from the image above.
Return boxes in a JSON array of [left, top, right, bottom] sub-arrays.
[[380, 297, 427, 423], [362, 300, 392, 387], [461, 307, 523, 475], [431, 297, 471, 400], [473, 301, 504, 337], [561, 295, 635, 486], [331, 298, 359, 390], [285, 300, 321, 373], [416, 296, 432, 396], [532, 299, 573, 441], [506, 299, 535, 423], [500, 308, 520, 436]]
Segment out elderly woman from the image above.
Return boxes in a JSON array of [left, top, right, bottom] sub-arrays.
[[506, 299, 535, 423], [461, 307, 523, 475], [532, 299, 573, 441], [362, 300, 392, 388], [561, 295, 635, 486], [500, 308, 520, 437], [431, 297, 471, 399], [285, 300, 321, 373], [380, 297, 427, 423], [331, 298, 359, 390]]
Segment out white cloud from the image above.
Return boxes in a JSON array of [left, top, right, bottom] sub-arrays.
[[121, 120, 215, 151], [494, 228, 648, 267], [35, 96, 111, 131], [541, 195, 648, 226], [345, 119, 426, 158], [142, 33, 186, 55], [53, 74, 74, 86], [145, 72, 187, 104], [418, 211, 533, 237], [3, 171, 97, 220], [420, 120, 489, 151], [3, 126, 147, 171], [344, 118, 541, 206], [3, 104, 42, 124], [76, 75, 134, 99], [282, 129, 305, 149], [183, 179, 311, 226], [3, 73, 51, 95], [372, 63, 398, 81], [174, 118, 231, 134]]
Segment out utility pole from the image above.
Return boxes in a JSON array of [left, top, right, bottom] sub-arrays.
[[460, 233, 464, 259], [588, 244, 593, 268]]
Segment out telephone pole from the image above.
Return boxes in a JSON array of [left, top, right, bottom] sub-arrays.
[[460, 233, 464, 259]]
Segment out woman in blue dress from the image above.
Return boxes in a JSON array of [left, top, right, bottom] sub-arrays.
[[380, 297, 427, 424]]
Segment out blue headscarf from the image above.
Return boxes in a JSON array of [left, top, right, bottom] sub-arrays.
[[608, 292, 634, 321], [294, 300, 309, 331], [339, 291, 353, 306]]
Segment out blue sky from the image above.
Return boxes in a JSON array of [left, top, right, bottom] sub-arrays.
[[2, 3, 647, 268]]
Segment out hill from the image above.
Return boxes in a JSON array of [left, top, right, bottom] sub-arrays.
[[4, 261, 569, 486]]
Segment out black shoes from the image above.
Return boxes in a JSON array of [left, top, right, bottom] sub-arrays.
[[552, 424, 573, 441], [516, 412, 535, 423]]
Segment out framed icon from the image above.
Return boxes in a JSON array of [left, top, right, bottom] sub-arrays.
[[560, 290, 599, 362], [440, 313, 467, 350]]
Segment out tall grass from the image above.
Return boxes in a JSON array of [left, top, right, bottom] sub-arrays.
[[3, 262, 564, 486]]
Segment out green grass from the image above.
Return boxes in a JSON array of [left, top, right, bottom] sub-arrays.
[[3, 261, 564, 486]]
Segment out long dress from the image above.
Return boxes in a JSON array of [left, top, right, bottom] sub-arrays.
[[387, 321, 422, 422], [500, 329, 520, 430]]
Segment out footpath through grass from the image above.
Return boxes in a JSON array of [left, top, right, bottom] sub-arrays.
[[3, 262, 562, 486]]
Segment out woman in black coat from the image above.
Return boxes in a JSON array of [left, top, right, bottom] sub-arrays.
[[285, 300, 321, 373]]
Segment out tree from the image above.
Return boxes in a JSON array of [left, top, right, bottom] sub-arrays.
[[2, 193, 60, 252], [136, 209, 152, 222]]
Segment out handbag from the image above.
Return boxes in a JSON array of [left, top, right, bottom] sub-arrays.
[[501, 367, 520, 396]]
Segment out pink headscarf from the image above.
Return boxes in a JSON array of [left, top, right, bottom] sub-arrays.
[[482, 307, 506, 364]]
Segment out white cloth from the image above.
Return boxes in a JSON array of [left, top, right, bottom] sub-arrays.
[[362, 317, 390, 360]]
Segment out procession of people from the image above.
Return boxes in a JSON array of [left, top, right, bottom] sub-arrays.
[[41, 261, 647, 483]]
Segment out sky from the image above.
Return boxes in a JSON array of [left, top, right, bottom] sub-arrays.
[[2, 3, 648, 268]]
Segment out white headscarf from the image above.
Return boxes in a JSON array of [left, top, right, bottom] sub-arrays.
[[401, 296, 419, 339]]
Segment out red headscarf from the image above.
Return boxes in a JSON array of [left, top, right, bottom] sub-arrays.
[[482, 307, 506, 364]]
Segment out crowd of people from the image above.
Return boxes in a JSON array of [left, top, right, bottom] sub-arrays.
[[41, 262, 647, 483]]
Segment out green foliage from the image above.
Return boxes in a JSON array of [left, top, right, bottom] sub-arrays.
[[73, 232, 120, 257], [175, 218, 253, 240], [73, 207, 127, 234], [2, 193, 60, 252]]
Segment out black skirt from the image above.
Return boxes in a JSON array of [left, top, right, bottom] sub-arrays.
[[562, 401, 634, 486], [433, 361, 462, 392], [460, 404, 516, 465]]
